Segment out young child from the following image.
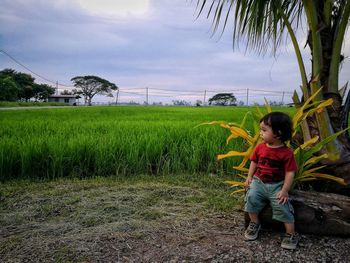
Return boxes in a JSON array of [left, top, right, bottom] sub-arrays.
[[244, 111, 299, 250]]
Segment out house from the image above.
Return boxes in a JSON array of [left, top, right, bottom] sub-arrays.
[[48, 95, 77, 105]]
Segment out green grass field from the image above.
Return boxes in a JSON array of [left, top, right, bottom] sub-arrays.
[[0, 101, 68, 107], [0, 106, 293, 181]]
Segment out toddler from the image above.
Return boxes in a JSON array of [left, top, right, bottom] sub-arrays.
[[244, 112, 299, 250]]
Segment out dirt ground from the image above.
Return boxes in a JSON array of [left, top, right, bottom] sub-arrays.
[[2, 212, 350, 262], [1, 178, 350, 262], [85, 214, 350, 262]]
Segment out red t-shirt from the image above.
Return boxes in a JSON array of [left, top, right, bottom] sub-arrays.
[[250, 143, 297, 183]]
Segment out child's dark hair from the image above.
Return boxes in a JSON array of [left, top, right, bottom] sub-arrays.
[[260, 112, 293, 142]]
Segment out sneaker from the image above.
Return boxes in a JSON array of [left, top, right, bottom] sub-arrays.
[[281, 232, 300, 250], [244, 221, 261, 241]]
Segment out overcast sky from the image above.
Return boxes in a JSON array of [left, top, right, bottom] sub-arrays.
[[1, 0, 349, 105]]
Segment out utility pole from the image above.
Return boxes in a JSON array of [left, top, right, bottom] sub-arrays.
[[203, 90, 206, 105], [146, 87, 149, 105], [246, 88, 249, 106], [115, 89, 119, 105], [281, 91, 285, 105], [56, 81, 58, 95]]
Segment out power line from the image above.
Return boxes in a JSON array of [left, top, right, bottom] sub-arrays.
[[0, 49, 72, 87], [250, 88, 293, 94], [119, 91, 145, 96], [0, 49, 296, 102]]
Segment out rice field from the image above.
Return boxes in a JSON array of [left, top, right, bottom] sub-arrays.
[[0, 106, 292, 181]]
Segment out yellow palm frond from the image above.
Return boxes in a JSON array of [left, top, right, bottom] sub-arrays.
[[294, 147, 300, 155], [229, 126, 254, 144], [292, 88, 323, 128], [307, 173, 346, 185], [226, 133, 239, 144], [195, 121, 227, 128], [236, 174, 248, 180], [255, 106, 263, 118], [264, 97, 272, 113], [225, 180, 245, 187], [313, 98, 333, 114], [236, 157, 250, 170], [303, 165, 327, 175], [230, 189, 245, 195], [219, 123, 231, 129], [301, 99, 334, 120], [302, 87, 322, 107], [232, 166, 249, 172], [217, 150, 249, 160], [300, 136, 319, 149], [292, 107, 304, 129], [304, 154, 328, 167]]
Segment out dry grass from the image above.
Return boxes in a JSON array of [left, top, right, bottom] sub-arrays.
[[2, 175, 350, 262], [0, 174, 240, 262]]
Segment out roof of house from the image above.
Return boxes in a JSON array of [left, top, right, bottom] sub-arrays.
[[48, 95, 77, 98]]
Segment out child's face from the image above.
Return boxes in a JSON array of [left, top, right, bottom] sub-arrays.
[[259, 121, 280, 145]]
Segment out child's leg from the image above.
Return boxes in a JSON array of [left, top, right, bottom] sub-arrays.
[[244, 177, 267, 218], [284, 222, 295, 234], [245, 212, 261, 240], [248, 212, 259, 223], [268, 182, 295, 225], [244, 178, 267, 240], [282, 222, 300, 249]]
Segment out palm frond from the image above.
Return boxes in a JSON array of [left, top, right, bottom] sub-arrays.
[[195, 0, 304, 55]]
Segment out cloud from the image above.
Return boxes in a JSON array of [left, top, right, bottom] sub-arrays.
[[0, 0, 349, 105], [78, 0, 150, 18]]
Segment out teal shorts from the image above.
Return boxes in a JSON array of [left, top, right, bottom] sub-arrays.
[[244, 176, 295, 223]]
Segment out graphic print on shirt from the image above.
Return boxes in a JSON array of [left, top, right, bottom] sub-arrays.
[[256, 156, 285, 182]]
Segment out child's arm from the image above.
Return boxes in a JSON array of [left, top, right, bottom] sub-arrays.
[[277, 171, 294, 204], [245, 161, 257, 188]]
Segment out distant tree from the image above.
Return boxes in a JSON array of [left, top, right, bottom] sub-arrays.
[[71, 75, 118, 106], [0, 77, 19, 101], [196, 100, 203, 106], [208, 93, 237, 106], [0, 68, 36, 101], [269, 100, 283, 106], [61, 89, 73, 95], [172, 100, 191, 106], [238, 100, 245, 106], [33, 84, 55, 101]]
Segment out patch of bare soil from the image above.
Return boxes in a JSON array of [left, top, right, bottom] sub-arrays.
[[3, 213, 348, 262], [95, 213, 350, 262]]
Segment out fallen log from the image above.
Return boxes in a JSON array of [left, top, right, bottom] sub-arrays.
[[244, 190, 350, 236]]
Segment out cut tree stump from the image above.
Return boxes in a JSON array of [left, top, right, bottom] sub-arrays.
[[244, 190, 350, 236]]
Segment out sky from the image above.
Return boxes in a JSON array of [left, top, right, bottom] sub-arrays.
[[0, 0, 349, 105]]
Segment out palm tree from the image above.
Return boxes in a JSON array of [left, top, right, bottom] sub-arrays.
[[195, 0, 350, 184]]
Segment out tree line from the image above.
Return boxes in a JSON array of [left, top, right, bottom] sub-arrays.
[[0, 68, 118, 105], [0, 69, 55, 102], [1, 68, 239, 106]]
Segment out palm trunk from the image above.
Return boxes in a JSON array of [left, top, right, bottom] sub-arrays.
[[300, 1, 350, 185]]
